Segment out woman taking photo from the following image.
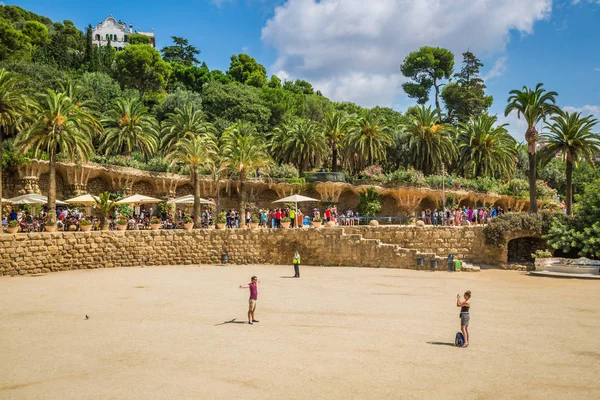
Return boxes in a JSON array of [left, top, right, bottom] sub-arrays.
[[457, 290, 472, 347]]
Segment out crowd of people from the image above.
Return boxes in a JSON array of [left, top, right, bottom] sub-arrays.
[[2, 203, 510, 233], [419, 206, 507, 226]]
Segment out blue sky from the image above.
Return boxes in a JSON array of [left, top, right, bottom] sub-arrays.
[[10, 0, 600, 136]]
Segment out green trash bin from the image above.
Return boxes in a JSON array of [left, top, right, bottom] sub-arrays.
[[454, 260, 461, 272]]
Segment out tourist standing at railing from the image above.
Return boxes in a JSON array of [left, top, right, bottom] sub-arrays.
[[433, 209, 438, 226], [290, 208, 295, 228], [275, 208, 281, 228]]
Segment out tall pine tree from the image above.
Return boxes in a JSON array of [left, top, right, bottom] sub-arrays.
[[441, 51, 493, 123]]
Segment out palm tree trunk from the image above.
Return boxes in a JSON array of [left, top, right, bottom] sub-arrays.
[[192, 167, 201, 228], [0, 128, 4, 218], [238, 176, 245, 228], [48, 149, 57, 224], [331, 142, 338, 172], [528, 145, 538, 213], [565, 154, 573, 216], [216, 177, 221, 216]]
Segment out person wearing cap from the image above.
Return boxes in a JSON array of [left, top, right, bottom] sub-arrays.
[[293, 250, 301, 278]]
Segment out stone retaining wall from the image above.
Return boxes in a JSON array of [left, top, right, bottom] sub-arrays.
[[0, 226, 508, 277], [342, 226, 504, 265]]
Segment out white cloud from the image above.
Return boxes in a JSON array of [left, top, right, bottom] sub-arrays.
[[485, 56, 508, 81], [563, 105, 600, 118], [497, 110, 530, 141], [593, 68, 600, 72], [262, 0, 552, 107]]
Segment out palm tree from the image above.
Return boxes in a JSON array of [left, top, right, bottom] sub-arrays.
[[321, 111, 353, 172], [0, 69, 29, 216], [538, 111, 600, 215], [101, 96, 159, 159], [166, 134, 217, 228], [505, 83, 559, 212], [269, 120, 293, 165], [456, 114, 517, 178], [282, 119, 327, 174], [161, 105, 215, 150], [406, 105, 456, 175], [94, 191, 117, 230], [17, 90, 101, 223], [205, 142, 228, 216], [344, 111, 392, 172], [222, 122, 271, 227]]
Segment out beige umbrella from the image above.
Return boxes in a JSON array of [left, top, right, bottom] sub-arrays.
[[273, 194, 320, 228], [166, 195, 215, 205], [7, 193, 67, 206], [115, 194, 162, 205], [1, 198, 11, 204], [64, 194, 102, 205]]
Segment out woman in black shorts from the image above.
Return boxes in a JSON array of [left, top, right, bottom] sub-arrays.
[[456, 290, 471, 347]]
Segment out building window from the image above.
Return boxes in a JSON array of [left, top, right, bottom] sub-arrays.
[[106, 34, 109, 40], [95, 34, 100, 41], [124, 35, 128, 43]]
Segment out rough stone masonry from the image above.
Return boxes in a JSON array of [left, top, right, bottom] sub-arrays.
[[0, 226, 512, 277]]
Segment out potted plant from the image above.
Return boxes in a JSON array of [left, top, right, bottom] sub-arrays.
[[281, 216, 291, 229], [150, 216, 161, 230], [80, 219, 93, 232], [7, 220, 19, 234], [94, 192, 116, 231], [116, 218, 128, 231], [216, 211, 227, 229], [183, 216, 194, 230], [45, 221, 57, 232], [312, 215, 322, 229], [250, 214, 259, 229]]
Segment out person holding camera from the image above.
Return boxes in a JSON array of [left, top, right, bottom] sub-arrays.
[[457, 290, 471, 347]]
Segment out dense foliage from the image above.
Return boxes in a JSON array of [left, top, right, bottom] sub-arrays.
[[545, 178, 600, 259], [1, 4, 598, 220], [483, 212, 553, 248]]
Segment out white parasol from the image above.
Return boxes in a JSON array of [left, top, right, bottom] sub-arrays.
[[273, 194, 320, 228]]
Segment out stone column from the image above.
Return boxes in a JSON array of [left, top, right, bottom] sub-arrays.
[[66, 184, 87, 198], [18, 176, 41, 195]]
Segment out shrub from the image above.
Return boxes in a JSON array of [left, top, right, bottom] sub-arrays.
[[150, 217, 160, 224], [265, 163, 299, 179], [358, 186, 382, 216], [359, 165, 385, 182], [251, 215, 259, 223], [117, 218, 128, 225], [483, 212, 554, 248], [80, 220, 92, 226], [217, 212, 227, 224], [385, 168, 426, 187], [313, 215, 322, 222], [183, 216, 193, 224], [531, 249, 552, 259], [281, 217, 291, 223], [8, 220, 18, 227], [499, 178, 529, 198], [536, 180, 557, 201], [45, 221, 56, 226]]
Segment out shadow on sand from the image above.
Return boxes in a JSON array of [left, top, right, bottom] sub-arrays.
[[427, 341, 456, 347], [215, 318, 248, 326], [280, 276, 298, 279]]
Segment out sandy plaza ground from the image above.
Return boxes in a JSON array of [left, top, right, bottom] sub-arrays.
[[0, 265, 599, 400]]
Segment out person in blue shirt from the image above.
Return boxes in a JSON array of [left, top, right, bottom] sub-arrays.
[[10, 209, 17, 221]]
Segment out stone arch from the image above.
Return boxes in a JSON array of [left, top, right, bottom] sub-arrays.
[[381, 194, 399, 216], [419, 196, 437, 213], [39, 173, 65, 199], [87, 177, 110, 195], [507, 236, 548, 263], [131, 180, 155, 196], [176, 184, 194, 197], [337, 189, 359, 212]]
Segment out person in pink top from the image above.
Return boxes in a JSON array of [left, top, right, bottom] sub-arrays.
[[239, 276, 261, 324]]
